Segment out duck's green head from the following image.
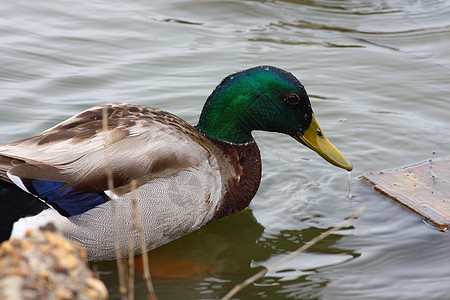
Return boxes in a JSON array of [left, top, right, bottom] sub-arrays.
[[196, 66, 352, 171]]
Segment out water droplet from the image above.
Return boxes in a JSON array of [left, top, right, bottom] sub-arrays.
[[347, 170, 352, 199], [265, 67, 269, 71]]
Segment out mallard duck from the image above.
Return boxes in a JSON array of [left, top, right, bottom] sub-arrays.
[[0, 66, 352, 261]]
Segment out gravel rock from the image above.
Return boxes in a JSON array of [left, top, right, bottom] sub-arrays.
[[0, 227, 108, 299]]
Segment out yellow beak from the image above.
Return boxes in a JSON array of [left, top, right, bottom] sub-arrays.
[[292, 114, 353, 171]]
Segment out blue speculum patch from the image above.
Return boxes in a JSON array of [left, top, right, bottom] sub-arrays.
[[27, 179, 107, 217]]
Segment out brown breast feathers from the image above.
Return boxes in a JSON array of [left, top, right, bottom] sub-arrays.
[[208, 139, 262, 222]]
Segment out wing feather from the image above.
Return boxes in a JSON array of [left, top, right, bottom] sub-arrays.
[[0, 103, 216, 216]]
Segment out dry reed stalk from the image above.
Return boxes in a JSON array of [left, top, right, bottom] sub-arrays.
[[128, 185, 157, 300], [221, 204, 369, 300], [127, 180, 140, 300], [102, 106, 127, 297]]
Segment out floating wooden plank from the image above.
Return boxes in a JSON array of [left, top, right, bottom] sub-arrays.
[[362, 156, 450, 231]]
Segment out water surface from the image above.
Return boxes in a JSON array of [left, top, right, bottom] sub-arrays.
[[1, 0, 449, 299]]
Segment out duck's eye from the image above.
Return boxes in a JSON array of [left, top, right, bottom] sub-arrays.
[[286, 93, 300, 105]]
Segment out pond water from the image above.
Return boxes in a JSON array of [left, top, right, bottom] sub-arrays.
[[1, 0, 449, 299]]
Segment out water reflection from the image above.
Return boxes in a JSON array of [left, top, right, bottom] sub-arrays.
[[250, 226, 360, 299], [94, 208, 362, 299], [94, 209, 264, 298]]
